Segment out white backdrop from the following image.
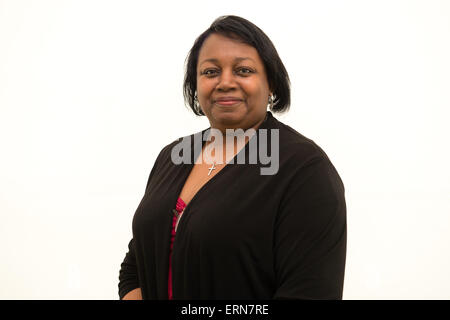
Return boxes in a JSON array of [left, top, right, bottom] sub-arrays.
[[1, 0, 449, 299]]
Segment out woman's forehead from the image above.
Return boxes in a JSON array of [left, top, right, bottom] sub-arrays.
[[198, 34, 261, 65]]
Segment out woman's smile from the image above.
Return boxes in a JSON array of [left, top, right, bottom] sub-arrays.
[[215, 100, 242, 106], [214, 96, 244, 106]]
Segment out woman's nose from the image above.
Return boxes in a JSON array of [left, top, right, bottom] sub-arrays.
[[216, 69, 236, 91]]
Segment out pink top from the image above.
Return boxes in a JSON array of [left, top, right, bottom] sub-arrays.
[[168, 197, 186, 300]]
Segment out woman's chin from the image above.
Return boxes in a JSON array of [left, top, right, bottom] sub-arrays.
[[210, 108, 247, 129]]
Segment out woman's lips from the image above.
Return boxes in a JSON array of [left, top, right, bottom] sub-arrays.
[[214, 99, 243, 106]]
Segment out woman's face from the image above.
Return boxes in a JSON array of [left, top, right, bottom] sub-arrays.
[[196, 33, 271, 133]]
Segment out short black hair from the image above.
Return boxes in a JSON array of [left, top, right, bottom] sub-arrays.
[[183, 15, 291, 116]]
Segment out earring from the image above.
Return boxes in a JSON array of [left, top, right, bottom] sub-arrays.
[[194, 92, 202, 114], [267, 93, 275, 109]]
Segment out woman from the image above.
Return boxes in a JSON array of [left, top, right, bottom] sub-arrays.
[[119, 15, 346, 300]]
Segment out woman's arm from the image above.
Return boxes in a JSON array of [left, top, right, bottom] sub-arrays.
[[273, 157, 347, 299], [118, 238, 141, 299], [122, 288, 142, 300]]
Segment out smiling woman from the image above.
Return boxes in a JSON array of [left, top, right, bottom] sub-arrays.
[[196, 34, 270, 132], [118, 15, 346, 300]]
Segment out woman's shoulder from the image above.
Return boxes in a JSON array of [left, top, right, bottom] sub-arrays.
[[153, 128, 208, 166], [270, 116, 345, 193], [270, 115, 331, 164]]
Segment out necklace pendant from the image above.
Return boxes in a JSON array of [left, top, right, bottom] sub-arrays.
[[207, 162, 216, 176]]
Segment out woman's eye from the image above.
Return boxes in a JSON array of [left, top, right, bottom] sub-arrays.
[[202, 69, 218, 76], [237, 68, 253, 75]]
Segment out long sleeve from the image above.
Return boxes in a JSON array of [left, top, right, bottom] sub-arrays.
[[273, 156, 347, 299], [118, 238, 139, 299], [117, 145, 168, 299]]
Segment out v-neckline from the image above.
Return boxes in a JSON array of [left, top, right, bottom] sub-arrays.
[[178, 135, 240, 212], [175, 111, 273, 215]]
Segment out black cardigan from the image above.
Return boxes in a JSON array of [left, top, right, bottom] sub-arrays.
[[118, 111, 346, 299]]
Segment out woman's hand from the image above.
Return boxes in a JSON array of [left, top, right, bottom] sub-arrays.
[[122, 288, 142, 300]]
